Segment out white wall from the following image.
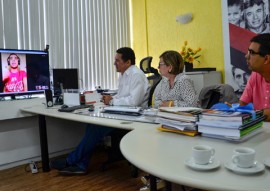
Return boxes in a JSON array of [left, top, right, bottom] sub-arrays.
[[0, 98, 86, 170]]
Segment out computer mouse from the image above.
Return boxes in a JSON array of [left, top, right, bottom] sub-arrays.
[[88, 105, 94, 112], [61, 104, 69, 109]]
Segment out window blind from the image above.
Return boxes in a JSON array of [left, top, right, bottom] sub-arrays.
[[0, 0, 131, 91]]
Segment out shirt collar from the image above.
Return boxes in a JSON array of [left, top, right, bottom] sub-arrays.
[[162, 73, 184, 83], [122, 65, 134, 77]]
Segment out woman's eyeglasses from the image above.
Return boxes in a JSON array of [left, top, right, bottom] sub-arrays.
[[158, 62, 166, 68]]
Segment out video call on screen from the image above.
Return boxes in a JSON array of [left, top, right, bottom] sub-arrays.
[[0, 50, 50, 94]]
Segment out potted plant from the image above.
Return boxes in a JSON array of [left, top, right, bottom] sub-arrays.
[[180, 41, 202, 72]]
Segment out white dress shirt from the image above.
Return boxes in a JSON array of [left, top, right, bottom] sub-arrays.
[[112, 65, 149, 108]]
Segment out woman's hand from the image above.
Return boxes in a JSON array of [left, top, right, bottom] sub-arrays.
[[224, 102, 232, 107]]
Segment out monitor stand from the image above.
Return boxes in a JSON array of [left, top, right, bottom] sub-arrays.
[[10, 95, 16, 100]]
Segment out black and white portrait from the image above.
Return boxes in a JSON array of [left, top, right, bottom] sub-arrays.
[[223, 0, 270, 99]]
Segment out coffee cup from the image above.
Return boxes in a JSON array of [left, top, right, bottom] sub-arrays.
[[192, 145, 215, 165], [232, 147, 255, 168]]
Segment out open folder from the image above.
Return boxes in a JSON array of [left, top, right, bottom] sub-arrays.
[[157, 126, 198, 137]]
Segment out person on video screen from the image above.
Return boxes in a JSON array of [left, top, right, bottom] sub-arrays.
[[3, 53, 28, 92], [27, 63, 49, 91]]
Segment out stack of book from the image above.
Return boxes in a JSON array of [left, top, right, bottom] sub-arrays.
[[197, 109, 265, 142], [156, 107, 202, 136]]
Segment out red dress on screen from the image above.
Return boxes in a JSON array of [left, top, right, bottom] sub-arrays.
[[3, 70, 27, 92]]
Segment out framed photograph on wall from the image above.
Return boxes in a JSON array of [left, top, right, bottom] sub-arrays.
[[222, 0, 270, 99]]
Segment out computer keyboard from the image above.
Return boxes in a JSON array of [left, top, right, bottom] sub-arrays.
[[58, 104, 94, 112], [103, 110, 142, 116]]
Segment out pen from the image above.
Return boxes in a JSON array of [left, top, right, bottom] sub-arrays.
[[225, 102, 232, 107]]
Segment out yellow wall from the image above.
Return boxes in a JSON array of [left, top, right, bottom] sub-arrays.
[[131, 0, 225, 80]]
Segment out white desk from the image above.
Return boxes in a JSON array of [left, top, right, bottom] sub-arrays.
[[21, 105, 160, 172], [22, 104, 270, 191], [0, 97, 45, 120], [120, 124, 270, 191]]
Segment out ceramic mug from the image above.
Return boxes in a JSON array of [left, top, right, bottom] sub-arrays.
[[232, 147, 255, 168], [192, 145, 215, 165]]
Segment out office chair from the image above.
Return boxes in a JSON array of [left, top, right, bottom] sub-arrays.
[[199, 84, 238, 109], [140, 56, 153, 73], [139, 56, 162, 107]]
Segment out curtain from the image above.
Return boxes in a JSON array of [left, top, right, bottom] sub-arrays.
[[0, 0, 131, 90]]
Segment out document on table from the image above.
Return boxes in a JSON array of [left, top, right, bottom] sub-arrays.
[[103, 106, 142, 113], [73, 108, 157, 124]]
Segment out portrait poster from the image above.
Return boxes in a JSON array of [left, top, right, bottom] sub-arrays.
[[222, 0, 270, 99]]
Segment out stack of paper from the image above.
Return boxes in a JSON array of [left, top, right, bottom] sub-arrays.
[[197, 109, 265, 141], [103, 106, 142, 116], [142, 108, 158, 116], [156, 107, 202, 136]]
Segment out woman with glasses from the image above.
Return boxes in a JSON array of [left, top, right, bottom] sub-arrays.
[[140, 50, 198, 191], [153, 50, 198, 108]]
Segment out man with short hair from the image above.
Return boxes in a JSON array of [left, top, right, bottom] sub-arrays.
[[3, 53, 28, 92], [232, 66, 251, 98], [50, 47, 149, 175], [240, 33, 270, 121], [243, 0, 269, 33]]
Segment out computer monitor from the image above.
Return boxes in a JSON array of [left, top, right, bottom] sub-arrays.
[[0, 48, 50, 99], [52, 68, 79, 96]]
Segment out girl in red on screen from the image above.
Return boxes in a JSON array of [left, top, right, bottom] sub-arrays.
[[2, 53, 28, 92]]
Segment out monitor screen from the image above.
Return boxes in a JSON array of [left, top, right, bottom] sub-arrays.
[[0, 49, 50, 99], [53, 68, 79, 95]]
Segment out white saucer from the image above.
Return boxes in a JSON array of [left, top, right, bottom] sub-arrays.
[[225, 161, 265, 175], [263, 157, 270, 168], [185, 157, 221, 171]]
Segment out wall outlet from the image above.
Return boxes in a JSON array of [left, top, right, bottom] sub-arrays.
[[29, 161, 38, 174]]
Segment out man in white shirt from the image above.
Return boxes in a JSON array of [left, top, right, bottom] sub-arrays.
[[103, 49, 149, 107], [50, 47, 149, 175]]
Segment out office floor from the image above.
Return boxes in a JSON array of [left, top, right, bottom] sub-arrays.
[[0, 148, 146, 191], [0, 148, 201, 191]]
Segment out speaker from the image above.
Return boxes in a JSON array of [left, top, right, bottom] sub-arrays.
[[44, 89, 53, 107]]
